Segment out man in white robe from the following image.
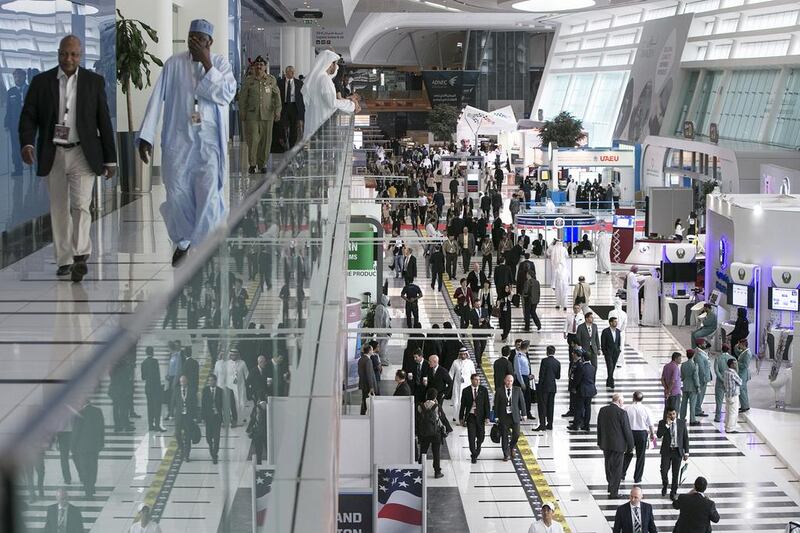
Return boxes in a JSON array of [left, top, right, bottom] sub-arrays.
[[301, 50, 358, 137], [449, 347, 476, 418], [567, 179, 578, 206], [626, 266, 644, 326], [138, 19, 237, 266], [214, 348, 249, 425], [641, 268, 661, 326], [548, 240, 570, 310], [596, 231, 612, 274]]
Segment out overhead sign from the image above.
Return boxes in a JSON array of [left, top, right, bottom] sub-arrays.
[[555, 150, 635, 167], [348, 230, 374, 270], [422, 70, 480, 108], [613, 14, 693, 143]]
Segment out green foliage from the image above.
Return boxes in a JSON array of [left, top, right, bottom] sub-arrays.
[[538, 111, 587, 148], [116, 9, 163, 128], [427, 105, 459, 141]]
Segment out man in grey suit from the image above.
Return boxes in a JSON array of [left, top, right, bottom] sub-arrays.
[[459, 226, 476, 274], [358, 344, 377, 415], [576, 312, 601, 368], [521, 270, 541, 332], [680, 349, 701, 425], [672, 476, 720, 532], [535, 345, 560, 431], [657, 407, 690, 499], [597, 393, 634, 498], [494, 374, 526, 461]]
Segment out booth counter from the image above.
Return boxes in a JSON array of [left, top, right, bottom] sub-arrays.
[[528, 255, 597, 285]]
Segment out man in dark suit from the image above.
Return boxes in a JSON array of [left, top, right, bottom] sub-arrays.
[[201, 373, 224, 463], [18, 35, 116, 282], [277, 65, 305, 147], [406, 349, 429, 404], [174, 374, 198, 461], [536, 345, 560, 430], [494, 374, 526, 461], [602, 316, 623, 388], [182, 346, 200, 399], [358, 344, 377, 415], [4, 68, 28, 176], [141, 346, 165, 432], [402, 246, 418, 285], [672, 476, 720, 532], [393, 370, 412, 396], [44, 488, 84, 533], [459, 374, 490, 463], [493, 345, 514, 392], [612, 486, 658, 533], [569, 352, 597, 432], [71, 400, 104, 497], [576, 312, 601, 368], [425, 354, 453, 433], [247, 355, 271, 403], [597, 394, 634, 497], [657, 407, 690, 499], [493, 256, 513, 299]]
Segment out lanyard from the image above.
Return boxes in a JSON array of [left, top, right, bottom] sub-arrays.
[[62, 74, 75, 125]]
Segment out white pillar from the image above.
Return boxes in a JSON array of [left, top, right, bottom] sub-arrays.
[[280, 27, 314, 78], [115, 0, 173, 133]]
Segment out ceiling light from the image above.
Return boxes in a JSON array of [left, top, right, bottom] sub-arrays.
[[424, 1, 451, 10], [511, 0, 594, 12], [2, 0, 98, 15]]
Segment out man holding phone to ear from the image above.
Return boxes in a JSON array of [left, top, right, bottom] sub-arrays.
[[19, 35, 116, 282]]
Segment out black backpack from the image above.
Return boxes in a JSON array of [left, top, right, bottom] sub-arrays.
[[418, 403, 441, 438]]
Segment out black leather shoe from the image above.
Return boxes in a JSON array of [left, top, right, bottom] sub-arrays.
[[172, 245, 190, 267], [71, 257, 88, 282], [248, 166, 257, 174], [534, 425, 546, 431], [471, 457, 477, 464], [661, 485, 667, 496], [57, 264, 73, 276], [434, 472, 444, 479]]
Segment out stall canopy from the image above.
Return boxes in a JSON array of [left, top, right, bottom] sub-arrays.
[[457, 105, 518, 143]]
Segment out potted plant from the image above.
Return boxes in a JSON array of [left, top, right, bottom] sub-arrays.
[[538, 111, 587, 149], [116, 9, 162, 192]]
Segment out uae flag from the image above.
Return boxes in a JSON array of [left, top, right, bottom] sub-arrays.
[[376, 467, 423, 533], [254, 466, 274, 527]]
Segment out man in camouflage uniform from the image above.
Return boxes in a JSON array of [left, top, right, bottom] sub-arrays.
[[239, 55, 281, 173]]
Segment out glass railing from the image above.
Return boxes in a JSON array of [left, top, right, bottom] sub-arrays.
[[0, 111, 355, 532]]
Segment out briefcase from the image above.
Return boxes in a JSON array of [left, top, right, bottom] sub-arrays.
[[490, 423, 501, 443], [512, 293, 521, 307], [190, 421, 201, 444]]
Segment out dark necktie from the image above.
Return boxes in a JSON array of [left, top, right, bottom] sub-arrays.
[[633, 506, 642, 533]]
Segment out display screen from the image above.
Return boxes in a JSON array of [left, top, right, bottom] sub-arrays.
[[563, 226, 579, 243], [661, 262, 697, 283], [613, 215, 635, 228], [731, 284, 749, 307], [770, 287, 800, 312]]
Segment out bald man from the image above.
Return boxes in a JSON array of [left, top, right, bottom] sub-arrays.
[[20, 35, 116, 282]]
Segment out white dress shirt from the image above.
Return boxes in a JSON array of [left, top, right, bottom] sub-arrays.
[[563, 311, 585, 335], [528, 520, 565, 533], [630, 504, 642, 533], [285, 78, 294, 102], [56, 68, 79, 143], [130, 521, 163, 533], [625, 402, 655, 432]]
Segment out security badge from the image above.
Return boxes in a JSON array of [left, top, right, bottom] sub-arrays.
[[191, 98, 202, 126], [54, 124, 71, 142]]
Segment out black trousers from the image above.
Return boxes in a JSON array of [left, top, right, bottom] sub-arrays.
[[73, 452, 99, 496], [623, 430, 648, 483], [661, 449, 682, 495], [605, 352, 620, 388], [523, 300, 541, 330], [498, 413, 520, 457], [405, 302, 419, 328], [146, 391, 161, 429], [466, 414, 485, 459], [419, 435, 442, 474], [176, 417, 193, 458], [482, 254, 493, 276], [56, 431, 72, 483], [574, 395, 592, 430], [112, 397, 129, 430], [474, 339, 486, 366], [360, 389, 370, 415], [461, 250, 472, 273], [431, 270, 443, 291], [282, 103, 300, 147], [446, 254, 458, 279], [665, 394, 681, 419], [603, 450, 625, 495], [537, 391, 556, 428], [521, 376, 533, 416], [206, 417, 222, 459]]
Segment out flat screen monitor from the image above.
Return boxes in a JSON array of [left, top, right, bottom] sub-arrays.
[[769, 287, 800, 312], [661, 262, 697, 283], [563, 226, 579, 243], [727, 283, 754, 308], [613, 215, 635, 228]]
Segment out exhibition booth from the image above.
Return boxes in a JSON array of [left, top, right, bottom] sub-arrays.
[[515, 208, 599, 285], [705, 193, 800, 405], [548, 147, 637, 206]]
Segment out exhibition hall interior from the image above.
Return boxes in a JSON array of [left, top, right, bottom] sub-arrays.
[[2, 0, 800, 531]]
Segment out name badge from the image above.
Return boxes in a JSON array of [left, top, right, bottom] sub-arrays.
[[54, 124, 71, 142], [191, 99, 202, 126]]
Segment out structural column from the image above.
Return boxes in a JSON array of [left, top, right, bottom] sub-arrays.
[[280, 26, 314, 78]]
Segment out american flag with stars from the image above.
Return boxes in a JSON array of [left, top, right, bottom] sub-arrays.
[[377, 467, 423, 532], [255, 467, 274, 526]]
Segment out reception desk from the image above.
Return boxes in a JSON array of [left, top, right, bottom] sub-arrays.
[[528, 255, 597, 286], [663, 296, 694, 326]]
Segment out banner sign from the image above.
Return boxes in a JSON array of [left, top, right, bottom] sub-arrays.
[[338, 491, 374, 533], [461, 71, 480, 108], [613, 14, 693, 143], [349, 230, 375, 270], [556, 149, 635, 167], [422, 70, 480, 108], [375, 465, 425, 532]]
